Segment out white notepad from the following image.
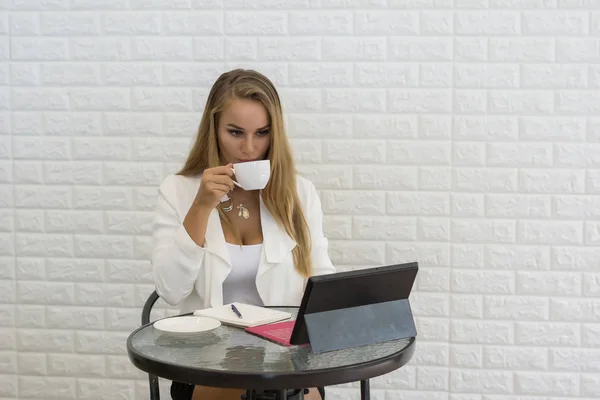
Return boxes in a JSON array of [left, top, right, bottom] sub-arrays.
[[193, 302, 292, 328]]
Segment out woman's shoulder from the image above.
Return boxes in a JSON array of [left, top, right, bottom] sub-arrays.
[[159, 173, 201, 192], [295, 174, 319, 204], [157, 173, 202, 211], [295, 174, 316, 192]]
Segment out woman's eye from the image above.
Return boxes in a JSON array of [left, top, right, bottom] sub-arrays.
[[228, 129, 243, 136], [257, 130, 270, 136]]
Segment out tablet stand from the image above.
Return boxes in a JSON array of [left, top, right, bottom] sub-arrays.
[[303, 298, 416, 354]]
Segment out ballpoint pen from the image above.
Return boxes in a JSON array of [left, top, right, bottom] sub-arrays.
[[231, 304, 243, 319]]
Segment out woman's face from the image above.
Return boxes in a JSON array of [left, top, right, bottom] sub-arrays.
[[217, 98, 271, 165]]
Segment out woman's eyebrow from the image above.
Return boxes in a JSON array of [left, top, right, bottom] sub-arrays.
[[226, 123, 270, 131]]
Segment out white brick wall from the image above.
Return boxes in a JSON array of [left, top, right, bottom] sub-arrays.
[[1, 1, 599, 399]]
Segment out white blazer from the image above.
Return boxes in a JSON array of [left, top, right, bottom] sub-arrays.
[[151, 173, 336, 313]]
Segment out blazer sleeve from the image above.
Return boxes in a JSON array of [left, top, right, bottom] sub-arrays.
[[151, 176, 207, 306], [303, 179, 336, 277]]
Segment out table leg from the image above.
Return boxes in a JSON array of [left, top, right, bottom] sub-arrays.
[[360, 379, 370, 400]]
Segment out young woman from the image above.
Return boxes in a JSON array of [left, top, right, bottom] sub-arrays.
[[151, 69, 335, 400]]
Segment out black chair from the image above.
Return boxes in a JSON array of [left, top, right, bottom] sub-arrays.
[[141, 290, 161, 400]]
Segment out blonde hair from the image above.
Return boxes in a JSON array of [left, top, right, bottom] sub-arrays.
[[177, 69, 312, 277]]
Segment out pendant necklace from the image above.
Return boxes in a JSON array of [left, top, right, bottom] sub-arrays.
[[222, 197, 250, 220], [221, 184, 253, 220], [237, 203, 250, 220]]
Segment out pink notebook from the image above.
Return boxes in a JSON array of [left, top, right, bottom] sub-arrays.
[[245, 320, 297, 346]]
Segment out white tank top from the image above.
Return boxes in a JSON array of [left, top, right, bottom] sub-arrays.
[[222, 243, 264, 306]]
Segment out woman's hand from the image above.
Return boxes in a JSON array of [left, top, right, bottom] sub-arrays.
[[194, 164, 235, 210]]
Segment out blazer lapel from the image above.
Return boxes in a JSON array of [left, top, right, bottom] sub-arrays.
[[204, 208, 232, 267], [203, 208, 232, 308], [257, 195, 297, 276]]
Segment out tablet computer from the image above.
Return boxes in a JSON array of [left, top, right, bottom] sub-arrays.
[[289, 261, 418, 345]]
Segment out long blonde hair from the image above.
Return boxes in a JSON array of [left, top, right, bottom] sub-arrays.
[[177, 69, 312, 277]]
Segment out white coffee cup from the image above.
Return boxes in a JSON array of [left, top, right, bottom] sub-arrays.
[[231, 159, 270, 191]]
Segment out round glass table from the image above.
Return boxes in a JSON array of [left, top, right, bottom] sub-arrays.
[[127, 308, 416, 400]]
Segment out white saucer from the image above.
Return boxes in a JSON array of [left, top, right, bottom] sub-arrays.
[[153, 316, 221, 334]]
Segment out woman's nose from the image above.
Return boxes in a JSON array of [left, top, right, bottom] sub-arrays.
[[241, 136, 254, 154]]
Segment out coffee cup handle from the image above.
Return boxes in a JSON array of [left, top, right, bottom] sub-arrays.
[[230, 168, 244, 189]]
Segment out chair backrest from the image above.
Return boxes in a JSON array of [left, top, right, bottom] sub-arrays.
[[141, 290, 161, 400], [142, 290, 160, 326]]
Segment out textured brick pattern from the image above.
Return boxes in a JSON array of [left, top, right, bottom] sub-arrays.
[[1, 1, 600, 399]]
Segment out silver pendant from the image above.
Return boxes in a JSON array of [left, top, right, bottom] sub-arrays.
[[237, 203, 250, 219]]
